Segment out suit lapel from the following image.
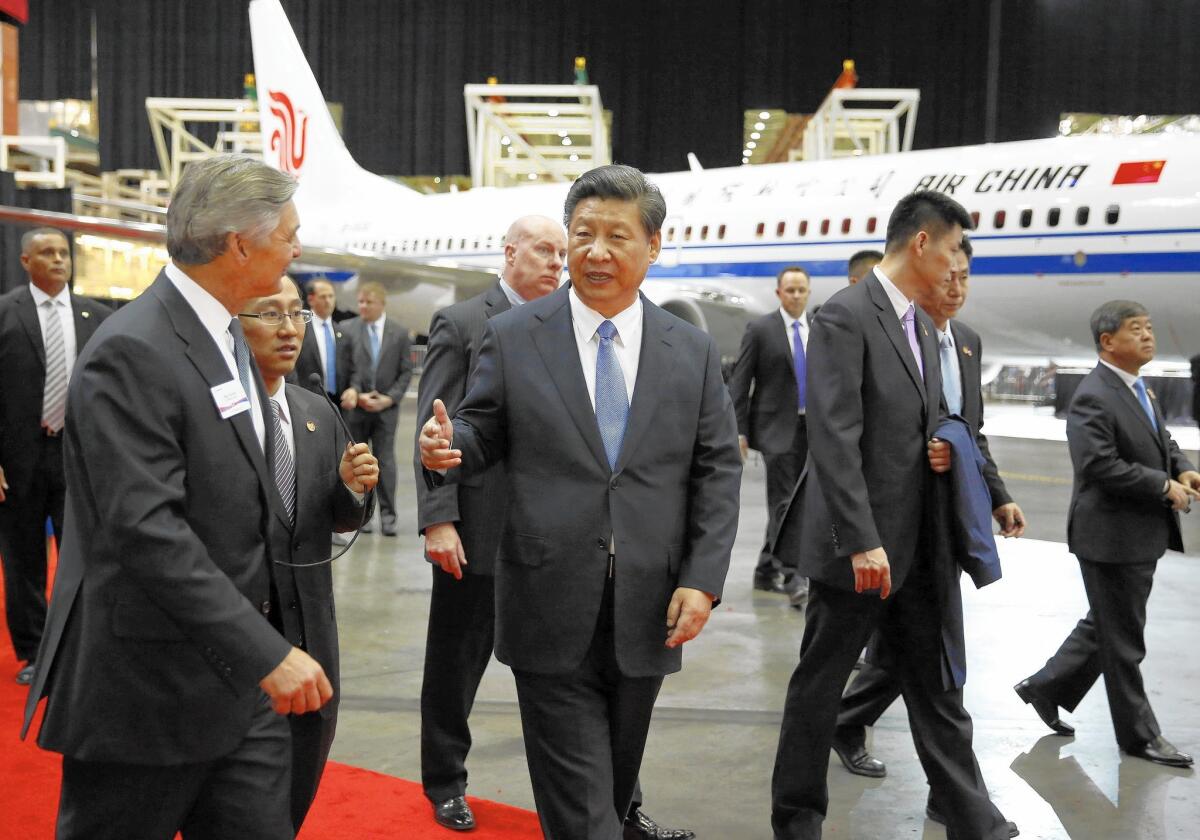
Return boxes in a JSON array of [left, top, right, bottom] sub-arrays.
[[70, 295, 99, 347], [15, 288, 46, 367], [916, 306, 940, 423], [530, 288, 610, 470], [769, 312, 792, 366], [1097, 365, 1166, 454], [483, 280, 511, 320], [866, 272, 925, 400], [151, 272, 292, 529], [615, 298, 677, 473]]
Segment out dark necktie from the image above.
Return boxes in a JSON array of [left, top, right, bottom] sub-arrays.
[[270, 398, 296, 523], [791, 320, 806, 411], [229, 318, 254, 400], [901, 303, 924, 379], [595, 320, 629, 469]]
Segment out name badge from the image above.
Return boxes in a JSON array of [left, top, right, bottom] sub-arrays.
[[211, 379, 250, 419]]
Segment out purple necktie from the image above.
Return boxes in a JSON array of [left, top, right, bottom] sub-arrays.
[[902, 303, 924, 378], [792, 320, 806, 410]]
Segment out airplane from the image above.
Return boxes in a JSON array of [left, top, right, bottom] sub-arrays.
[[2, 0, 1197, 369]]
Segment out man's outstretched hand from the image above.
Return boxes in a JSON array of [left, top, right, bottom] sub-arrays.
[[419, 399, 461, 470]]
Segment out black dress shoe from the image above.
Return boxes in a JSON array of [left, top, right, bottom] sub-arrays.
[[786, 576, 809, 610], [1014, 679, 1074, 736], [830, 734, 886, 778], [925, 800, 1019, 837], [753, 571, 785, 593], [623, 808, 694, 840], [1126, 735, 1194, 768], [15, 663, 34, 686], [381, 523, 397, 537], [433, 795, 475, 831]]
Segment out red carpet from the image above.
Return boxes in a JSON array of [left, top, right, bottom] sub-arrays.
[[0, 540, 541, 839]]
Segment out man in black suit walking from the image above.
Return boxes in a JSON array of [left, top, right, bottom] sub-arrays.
[[770, 192, 1014, 840], [242, 276, 378, 831], [348, 281, 413, 536], [294, 277, 357, 410], [0, 227, 110, 685], [22, 155, 333, 839], [830, 236, 1026, 831], [420, 165, 741, 840], [728, 266, 812, 599], [1014, 300, 1200, 768]]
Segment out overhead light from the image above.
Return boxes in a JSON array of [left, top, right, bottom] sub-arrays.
[[501, 136, 511, 145], [759, 111, 770, 119], [548, 109, 558, 117], [433, 176, 441, 183], [754, 121, 765, 131], [750, 131, 760, 140], [562, 137, 572, 146], [569, 153, 579, 162], [558, 129, 568, 137], [747, 141, 757, 149], [528, 173, 537, 180]]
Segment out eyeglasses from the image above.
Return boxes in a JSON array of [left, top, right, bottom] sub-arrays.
[[238, 309, 313, 325]]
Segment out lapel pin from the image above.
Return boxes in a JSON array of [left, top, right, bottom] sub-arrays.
[[921, 324, 929, 336], [81, 310, 90, 319], [1146, 387, 1156, 401], [962, 345, 973, 357], [306, 420, 317, 432], [335, 331, 342, 339]]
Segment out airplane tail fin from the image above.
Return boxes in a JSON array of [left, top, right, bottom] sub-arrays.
[[248, 0, 417, 199]]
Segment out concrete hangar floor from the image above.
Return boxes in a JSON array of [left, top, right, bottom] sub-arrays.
[[329, 397, 1200, 839]]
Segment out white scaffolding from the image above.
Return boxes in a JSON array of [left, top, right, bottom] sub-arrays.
[[797, 88, 920, 161], [463, 83, 610, 188], [145, 98, 262, 189]]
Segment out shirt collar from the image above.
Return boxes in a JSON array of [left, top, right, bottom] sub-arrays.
[[267, 379, 292, 425], [366, 313, 387, 332], [165, 262, 237, 338], [29, 282, 71, 307], [499, 278, 527, 308], [937, 325, 955, 346], [872, 266, 912, 321], [568, 287, 642, 345], [779, 307, 807, 329], [1099, 358, 1140, 389]]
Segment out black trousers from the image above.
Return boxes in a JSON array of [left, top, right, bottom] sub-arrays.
[[1025, 557, 1160, 751], [0, 435, 64, 663], [512, 580, 663, 840], [289, 706, 337, 832], [56, 692, 292, 840], [771, 557, 1008, 840], [756, 417, 807, 578], [350, 407, 398, 525], [835, 659, 902, 746], [420, 566, 496, 803]]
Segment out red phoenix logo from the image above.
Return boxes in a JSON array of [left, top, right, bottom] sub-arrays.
[[268, 90, 308, 176]]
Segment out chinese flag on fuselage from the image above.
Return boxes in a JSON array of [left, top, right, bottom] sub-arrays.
[[1112, 160, 1166, 185]]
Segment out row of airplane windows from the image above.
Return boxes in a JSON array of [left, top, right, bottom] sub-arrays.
[[351, 204, 1124, 255]]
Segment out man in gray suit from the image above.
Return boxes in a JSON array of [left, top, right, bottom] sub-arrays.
[[420, 165, 742, 840], [348, 280, 413, 536], [22, 154, 331, 839]]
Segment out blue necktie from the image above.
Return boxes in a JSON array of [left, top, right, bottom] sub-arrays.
[[791, 320, 806, 411], [322, 320, 337, 393], [940, 333, 962, 415], [369, 323, 381, 368], [1133, 378, 1158, 431], [595, 320, 629, 469]]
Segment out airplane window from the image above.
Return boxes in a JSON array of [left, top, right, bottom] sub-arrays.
[[435, 239, 442, 250], [486, 235, 494, 248], [841, 218, 851, 235], [1076, 206, 1090, 226], [993, 210, 1006, 229], [970, 211, 980, 228], [866, 216, 877, 234], [1105, 204, 1119, 225], [700, 224, 709, 240], [820, 219, 830, 236], [1047, 207, 1060, 227], [717, 223, 726, 240], [776, 221, 786, 237], [755, 222, 765, 238], [459, 238, 466, 250], [666, 227, 675, 243], [798, 220, 808, 236], [1020, 209, 1032, 228], [423, 239, 431, 251], [390, 243, 397, 253], [684, 226, 693, 241]]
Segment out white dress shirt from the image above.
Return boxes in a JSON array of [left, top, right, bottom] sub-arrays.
[[568, 288, 642, 408], [166, 262, 266, 450], [29, 282, 78, 375], [872, 266, 913, 320], [499, 277, 527, 308], [1098, 359, 1141, 395]]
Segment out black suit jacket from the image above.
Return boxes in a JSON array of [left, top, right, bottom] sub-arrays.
[[413, 281, 510, 576], [436, 285, 742, 677], [1066, 363, 1194, 564], [727, 309, 806, 454], [948, 320, 1011, 508], [23, 271, 295, 763], [0, 285, 110, 496], [775, 270, 944, 593], [347, 315, 414, 405], [269, 384, 373, 718], [294, 317, 356, 398]]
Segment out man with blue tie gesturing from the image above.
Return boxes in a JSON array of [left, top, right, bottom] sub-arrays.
[[727, 266, 812, 601], [1014, 301, 1200, 768], [420, 164, 742, 840]]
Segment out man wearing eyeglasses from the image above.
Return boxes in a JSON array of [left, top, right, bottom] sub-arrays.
[[239, 276, 378, 831]]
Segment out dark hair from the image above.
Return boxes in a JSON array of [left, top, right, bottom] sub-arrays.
[[884, 190, 973, 253], [305, 277, 334, 297], [563, 164, 666, 236], [1090, 300, 1148, 351], [847, 249, 883, 279], [21, 227, 68, 253], [776, 265, 809, 287], [961, 234, 973, 260]]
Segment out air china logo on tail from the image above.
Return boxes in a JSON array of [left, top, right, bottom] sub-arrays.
[[267, 90, 308, 176]]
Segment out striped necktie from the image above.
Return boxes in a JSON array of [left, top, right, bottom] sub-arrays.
[[270, 398, 296, 523], [40, 299, 68, 432]]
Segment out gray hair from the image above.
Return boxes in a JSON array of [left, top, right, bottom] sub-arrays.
[[167, 155, 297, 265], [21, 226, 68, 253], [1090, 299, 1148, 350], [563, 164, 666, 236]]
